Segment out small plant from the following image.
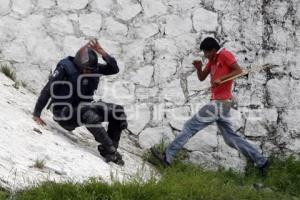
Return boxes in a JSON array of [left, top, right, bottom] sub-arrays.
[[33, 159, 46, 169], [0, 64, 16, 82], [21, 81, 27, 88]]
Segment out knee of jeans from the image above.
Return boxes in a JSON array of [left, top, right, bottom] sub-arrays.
[[182, 120, 193, 131]]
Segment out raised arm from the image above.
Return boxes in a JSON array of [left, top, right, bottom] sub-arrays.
[[193, 60, 210, 81], [88, 39, 119, 75]]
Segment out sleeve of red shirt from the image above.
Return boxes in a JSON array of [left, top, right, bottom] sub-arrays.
[[221, 50, 237, 67]]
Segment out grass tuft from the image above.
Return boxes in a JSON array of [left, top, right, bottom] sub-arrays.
[[33, 159, 46, 169], [0, 64, 16, 82]]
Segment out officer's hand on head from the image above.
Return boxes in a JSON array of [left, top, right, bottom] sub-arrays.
[[192, 60, 203, 71], [88, 39, 108, 58], [32, 116, 47, 126]]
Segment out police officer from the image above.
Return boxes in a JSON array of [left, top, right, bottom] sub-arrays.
[[32, 39, 127, 165]]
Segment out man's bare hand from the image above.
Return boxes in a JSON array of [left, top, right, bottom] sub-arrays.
[[192, 60, 203, 71], [33, 116, 46, 126], [211, 78, 222, 87], [87, 39, 108, 57]]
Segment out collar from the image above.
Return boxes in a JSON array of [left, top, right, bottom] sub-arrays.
[[216, 47, 225, 54]]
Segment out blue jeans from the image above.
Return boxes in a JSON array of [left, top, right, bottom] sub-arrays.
[[165, 101, 267, 167]]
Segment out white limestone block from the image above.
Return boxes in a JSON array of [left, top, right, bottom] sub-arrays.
[[165, 15, 192, 37], [79, 13, 102, 36], [141, 0, 167, 17], [139, 126, 174, 149], [116, 0, 142, 21], [193, 7, 218, 32], [57, 0, 88, 10]]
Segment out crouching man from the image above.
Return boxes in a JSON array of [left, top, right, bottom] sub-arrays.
[[33, 39, 127, 166]]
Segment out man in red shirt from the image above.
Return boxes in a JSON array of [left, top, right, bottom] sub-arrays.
[[151, 37, 269, 176]]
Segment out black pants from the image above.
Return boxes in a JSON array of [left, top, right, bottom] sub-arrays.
[[53, 102, 127, 150]]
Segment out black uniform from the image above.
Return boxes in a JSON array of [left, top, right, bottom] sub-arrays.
[[33, 54, 127, 164]]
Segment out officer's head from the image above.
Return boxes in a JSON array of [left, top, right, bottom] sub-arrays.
[[74, 47, 98, 74]]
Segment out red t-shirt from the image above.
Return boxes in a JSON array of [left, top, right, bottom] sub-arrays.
[[205, 48, 237, 100]]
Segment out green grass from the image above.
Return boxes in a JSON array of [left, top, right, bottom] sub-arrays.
[[3, 153, 300, 200]]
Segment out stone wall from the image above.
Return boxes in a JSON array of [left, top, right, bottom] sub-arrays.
[[0, 0, 299, 171]]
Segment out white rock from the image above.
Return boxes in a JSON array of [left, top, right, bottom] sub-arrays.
[[100, 39, 123, 57], [282, 110, 300, 137], [289, 79, 300, 109], [166, 106, 191, 130], [290, 55, 300, 79], [165, 15, 192, 37], [189, 151, 217, 169], [116, 0, 142, 21], [286, 139, 300, 153], [213, 151, 246, 172], [104, 17, 128, 36], [130, 65, 154, 87], [126, 103, 151, 134], [230, 109, 244, 131], [123, 40, 146, 67], [37, 0, 55, 9], [136, 23, 159, 38], [152, 103, 165, 124], [63, 36, 87, 55], [185, 126, 218, 152], [141, 0, 167, 18], [193, 8, 218, 32], [221, 14, 240, 39], [30, 36, 61, 65], [244, 120, 268, 137], [166, 0, 200, 11], [12, 0, 32, 15], [0, 0, 10, 15], [213, 0, 233, 11], [14, 63, 50, 93], [154, 58, 177, 83], [173, 33, 198, 54], [90, 0, 114, 13], [153, 38, 178, 57], [234, 88, 251, 107], [2, 39, 28, 63], [57, 0, 88, 10], [187, 72, 210, 95], [139, 126, 174, 149], [50, 15, 74, 34], [97, 79, 135, 105], [266, 78, 290, 108], [244, 108, 278, 137], [136, 87, 159, 103], [160, 79, 186, 105], [79, 13, 102, 36]]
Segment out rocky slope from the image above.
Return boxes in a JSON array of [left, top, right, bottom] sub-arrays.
[[0, 0, 299, 188]]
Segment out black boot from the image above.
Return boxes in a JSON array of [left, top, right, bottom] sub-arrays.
[[97, 145, 124, 166]]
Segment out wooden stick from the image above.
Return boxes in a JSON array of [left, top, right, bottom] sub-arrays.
[[199, 63, 277, 91]]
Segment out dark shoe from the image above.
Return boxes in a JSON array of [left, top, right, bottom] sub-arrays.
[[150, 147, 170, 167], [105, 152, 124, 166], [259, 160, 270, 177], [98, 145, 124, 166]]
